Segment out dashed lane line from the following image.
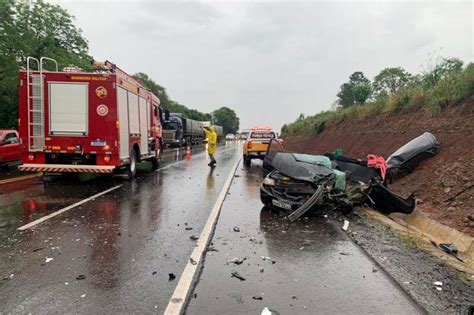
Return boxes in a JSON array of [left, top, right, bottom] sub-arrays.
[[16, 145, 239, 231], [17, 184, 123, 231]]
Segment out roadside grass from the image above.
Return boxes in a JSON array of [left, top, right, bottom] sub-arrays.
[[393, 230, 423, 249], [282, 62, 474, 138]]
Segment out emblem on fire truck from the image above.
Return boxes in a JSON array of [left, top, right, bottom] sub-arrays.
[[97, 104, 109, 116], [95, 86, 107, 98]]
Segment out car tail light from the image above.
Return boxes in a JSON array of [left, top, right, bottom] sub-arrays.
[[247, 141, 253, 149], [104, 155, 111, 162]]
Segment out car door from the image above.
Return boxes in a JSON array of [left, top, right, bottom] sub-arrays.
[[2, 132, 20, 162]]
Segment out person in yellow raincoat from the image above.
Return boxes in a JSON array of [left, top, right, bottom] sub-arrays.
[[203, 126, 217, 167]]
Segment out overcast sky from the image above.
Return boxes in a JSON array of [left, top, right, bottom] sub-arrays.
[[52, 0, 473, 131]]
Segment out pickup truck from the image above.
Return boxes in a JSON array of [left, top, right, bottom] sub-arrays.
[[0, 129, 21, 167]]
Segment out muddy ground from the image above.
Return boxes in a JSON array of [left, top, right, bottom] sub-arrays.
[[285, 99, 474, 236]]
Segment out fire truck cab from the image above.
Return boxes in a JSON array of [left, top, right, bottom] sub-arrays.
[[18, 57, 164, 178]]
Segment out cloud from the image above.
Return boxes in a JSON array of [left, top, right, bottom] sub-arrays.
[[52, 0, 473, 131]]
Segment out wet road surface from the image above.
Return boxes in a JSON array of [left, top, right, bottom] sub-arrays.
[[1, 143, 425, 314], [187, 161, 424, 314], [0, 143, 240, 313]]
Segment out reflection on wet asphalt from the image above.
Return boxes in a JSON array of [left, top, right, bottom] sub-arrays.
[[187, 161, 423, 314], [0, 143, 240, 313]]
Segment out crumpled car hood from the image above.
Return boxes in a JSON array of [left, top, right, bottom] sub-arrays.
[[270, 153, 334, 184]]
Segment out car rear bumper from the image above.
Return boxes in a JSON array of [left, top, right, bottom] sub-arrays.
[[19, 164, 115, 174], [246, 151, 267, 159]]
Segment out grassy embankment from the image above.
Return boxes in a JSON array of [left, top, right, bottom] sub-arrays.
[[282, 63, 474, 138]]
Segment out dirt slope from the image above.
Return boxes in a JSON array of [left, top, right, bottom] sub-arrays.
[[285, 98, 474, 236]]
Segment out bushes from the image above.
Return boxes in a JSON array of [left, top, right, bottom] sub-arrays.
[[282, 62, 474, 138]]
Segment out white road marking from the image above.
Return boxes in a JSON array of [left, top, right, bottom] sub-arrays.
[[164, 154, 242, 315], [17, 185, 123, 231], [17, 144, 238, 232]]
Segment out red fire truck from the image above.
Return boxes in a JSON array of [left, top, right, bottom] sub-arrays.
[[18, 57, 164, 178]]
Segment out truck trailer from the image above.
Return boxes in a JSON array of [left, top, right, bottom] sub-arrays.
[[162, 113, 205, 147], [18, 57, 164, 178]]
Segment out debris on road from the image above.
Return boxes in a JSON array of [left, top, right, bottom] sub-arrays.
[[253, 296, 263, 300], [33, 247, 45, 252], [190, 235, 199, 241], [75, 274, 86, 280], [233, 226, 241, 232], [190, 258, 197, 265], [434, 281, 443, 291], [45, 257, 54, 263], [431, 242, 464, 262], [261, 307, 272, 315], [207, 246, 218, 252], [342, 220, 349, 231], [231, 271, 246, 281], [168, 273, 176, 281], [185, 227, 193, 230], [228, 257, 246, 265]]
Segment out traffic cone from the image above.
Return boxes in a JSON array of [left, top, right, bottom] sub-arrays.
[[185, 146, 191, 160]]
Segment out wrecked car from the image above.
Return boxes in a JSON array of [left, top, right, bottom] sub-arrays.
[[260, 137, 426, 222]]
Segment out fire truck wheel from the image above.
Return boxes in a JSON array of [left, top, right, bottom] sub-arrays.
[[126, 150, 137, 179]]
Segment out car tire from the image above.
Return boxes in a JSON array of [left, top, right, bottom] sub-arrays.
[[126, 150, 137, 179]]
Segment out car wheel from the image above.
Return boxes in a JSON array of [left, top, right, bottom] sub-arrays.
[[126, 150, 137, 179]]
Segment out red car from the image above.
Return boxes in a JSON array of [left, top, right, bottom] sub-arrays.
[[0, 129, 21, 167]]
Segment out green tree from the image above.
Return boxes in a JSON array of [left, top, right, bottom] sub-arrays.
[[352, 83, 372, 104], [133, 72, 171, 109], [0, 0, 91, 128], [212, 107, 239, 134], [373, 67, 412, 95], [133, 72, 211, 120], [336, 71, 370, 108], [422, 57, 463, 88]]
